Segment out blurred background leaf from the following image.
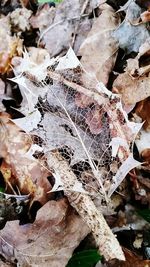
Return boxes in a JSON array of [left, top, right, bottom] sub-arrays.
[[138, 209, 150, 223], [66, 249, 102, 267], [38, 0, 62, 3]]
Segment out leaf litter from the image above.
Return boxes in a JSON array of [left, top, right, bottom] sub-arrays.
[[0, 0, 150, 266]]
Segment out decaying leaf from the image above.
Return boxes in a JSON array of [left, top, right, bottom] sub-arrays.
[[140, 10, 150, 23], [113, 37, 150, 106], [0, 112, 52, 206], [113, 72, 150, 105], [79, 3, 119, 85], [10, 7, 32, 32], [30, 3, 56, 32], [11, 48, 51, 114], [39, 0, 102, 57], [12, 109, 41, 132], [0, 259, 12, 267], [1, 0, 150, 266], [85, 106, 103, 135], [0, 16, 22, 74], [135, 98, 150, 131], [113, 0, 150, 53], [33, 112, 104, 165], [0, 199, 89, 267], [125, 38, 150, 77], [135, 129, 150, 159], [107, 247, 150, 267]]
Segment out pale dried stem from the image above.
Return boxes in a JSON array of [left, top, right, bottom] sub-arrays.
[[46, 150, 125, 261]]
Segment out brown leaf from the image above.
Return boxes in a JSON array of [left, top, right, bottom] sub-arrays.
[[141, 10, 150, 22], [135, 98, 150, 131], [125, 38, 150, 77], [40, 0, 102, 57], [0, 259, 13, 267], [79, 3, 119, 85], [113, 38, 150, 106], [113, 73, 150, 105], [107, 248, 150, 267], [75, 92, 94, 108], [30, 4, 55, 32], [0, 199, 89, 267], [0, 16, 22, 74], [141, 148, 150, 164], [85, 106, 103, 134], [0, 112, 31, 159], [0, 112, 52, 205]]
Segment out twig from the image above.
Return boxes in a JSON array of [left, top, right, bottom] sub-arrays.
[[46, 150, 125, 261], [47, 70, 108, 106], [71, 0, 89, 47]]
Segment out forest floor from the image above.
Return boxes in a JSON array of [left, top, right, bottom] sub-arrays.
[[0, 0, 150, 266]]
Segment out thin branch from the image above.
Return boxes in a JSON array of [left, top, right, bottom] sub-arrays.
[[47, 70, 108, 106], [46, 150, 125, 261]]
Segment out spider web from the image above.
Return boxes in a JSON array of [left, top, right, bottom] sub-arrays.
[[12, 49, 141, 203], [28, 67, 118, 201]]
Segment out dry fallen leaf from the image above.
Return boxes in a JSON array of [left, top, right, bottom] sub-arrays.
[[107, 248, 150, 267], [135, 129, 150, 164], [47, 151, 125, 261], [140, 10, 150, 22], [79, 3, 119, 85], [40, 0, 101, 57], [0, 112, 52, 206], [113, 73, 150, 105], [125, 38, 150, 77], [11, 48, 51, 115], [85, 105, 103, 135], [0, 259, 13, 267], [0, 16, 22, 74], [75, 92, 94, 108], [113, 0, 150, 53], [113, 38, 150, 105], [0, 199, 89, 267], [10, 7, 32, 32], [135, 98, 150, 131], [30, 3, 56, 32]]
